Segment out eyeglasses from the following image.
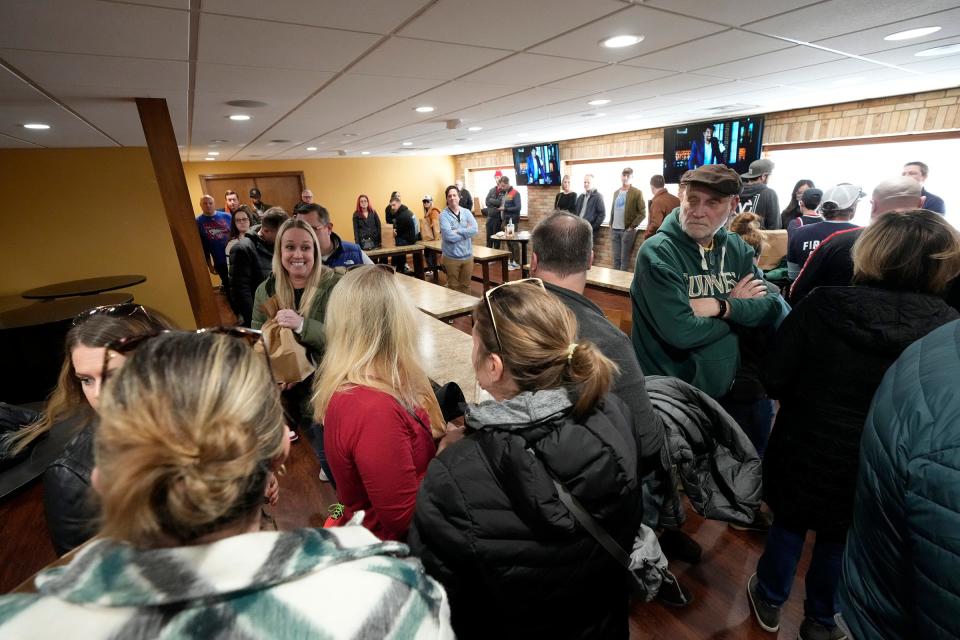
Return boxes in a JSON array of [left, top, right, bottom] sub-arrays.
[[101, 327, 276, 389], [482, 278, 545, 352], [72, 303, 152, 327]]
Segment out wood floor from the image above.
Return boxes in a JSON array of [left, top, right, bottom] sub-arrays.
[[0, 268, 815, 638]]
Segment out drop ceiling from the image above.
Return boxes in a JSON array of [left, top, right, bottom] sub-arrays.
[[0, 0, 958, 161]]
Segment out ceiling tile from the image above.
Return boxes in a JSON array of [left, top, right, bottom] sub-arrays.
[[813, 8, 960, 55], [0, 50, 187, 94], [195, 63, 334, 99], [697, 44, 842, 79], [643, 0, 822, 27], [0, 0, 187, 59], [459, 53, 607, 87], [623, 30, 793, 73], [530, 5, 726, 63], [350, 38, 510, 80], [197, 13, 380, 71], [202, 0, 425, 33], [543, 64, 674, 95]]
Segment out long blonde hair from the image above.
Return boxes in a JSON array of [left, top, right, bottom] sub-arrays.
[[95, 332, 285, 547], [313, 266, 445, 437], [473, 282, 617, 419], [4, 310, 175, 456], [271, 218, 333, 314]]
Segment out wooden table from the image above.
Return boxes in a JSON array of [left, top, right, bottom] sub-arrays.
[[366, 244, 425, 279], [585, 265, 633, 295], [490, 232, 531, 278], [422, 240, 512, 292], [22, 275, 146, 300], [395, 275, 478, 320], [417, 313, 478, 402]]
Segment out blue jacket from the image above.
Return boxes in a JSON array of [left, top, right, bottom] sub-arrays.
[[439, 207, 478, 260], [839, 319, 960, 639], [323, 232, 368, 268]]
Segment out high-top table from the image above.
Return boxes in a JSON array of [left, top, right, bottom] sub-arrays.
[[366, 244, 425, 279], [22, 275, 146, 301], [395, 275, 478, 320], [585, 265, 633, 295], [421, 240, 512, 292], [489, 231, 531, 278]]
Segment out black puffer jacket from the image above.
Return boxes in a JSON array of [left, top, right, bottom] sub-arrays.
[[43, 422, 98, 555], [645, 376, 761, 528], [762, 286, 959, 534], [409, 389, 642, 640], [229, 232, 274, 327]]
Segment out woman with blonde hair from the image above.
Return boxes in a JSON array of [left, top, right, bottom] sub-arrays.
[[252, 217, 342, 438], [1, 305, 174, 554], [746, 209, 960, 639], [0, 332, 453, 638], [314, 265, 446, 540], [409, 279, 643, 639]]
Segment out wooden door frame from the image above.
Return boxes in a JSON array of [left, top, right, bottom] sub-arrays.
[[199, 171, 306, 195]]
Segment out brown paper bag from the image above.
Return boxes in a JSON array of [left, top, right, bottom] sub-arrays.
[[258, 296, 315, 384]]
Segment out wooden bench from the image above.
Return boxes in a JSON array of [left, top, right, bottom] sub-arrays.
[[417, 313, 478, 401], [395, 275, 478, 320], [367, 243, 426, 279], [421, 240, 512, 292]]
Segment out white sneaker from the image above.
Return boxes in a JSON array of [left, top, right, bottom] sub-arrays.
[[508, 262, 520, 271], [318, 469, 330, 482]]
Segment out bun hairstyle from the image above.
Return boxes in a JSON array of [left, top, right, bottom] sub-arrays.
[[473, 283, 618, 419], [95, 332, 284, 547], [730, 212, 766, 258]]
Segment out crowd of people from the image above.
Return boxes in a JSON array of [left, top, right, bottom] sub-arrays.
[[1, 154, 958, 639]]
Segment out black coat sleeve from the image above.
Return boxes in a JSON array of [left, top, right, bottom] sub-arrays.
[[229, 243, 255, 325], [459, 189, 473, 212], [352, 216, 362, 244], [43, 463, 98, 555], [373, 212, 382, 246]]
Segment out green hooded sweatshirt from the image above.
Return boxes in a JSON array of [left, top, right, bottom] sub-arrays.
[[631, 210, 780, 398]]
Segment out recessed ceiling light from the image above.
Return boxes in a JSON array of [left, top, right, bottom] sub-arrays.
[[207, 151, 220, 156], [361, 151, 371, 155], [915, 43, 960, 57], [228, 114, 251, 121], [588, 99, 611, 106], [342, 133, 357, 138], [402, 141, 413, 146], [415, 106, 435, 113], [600, 35, 643, 49], [468, 126, 483, 132], [205, 157, 216, 161], [306, 146, 318, 151], [23, 123, 50, 130], [884, 26, 941, 41], [210, 139, 228, 143]]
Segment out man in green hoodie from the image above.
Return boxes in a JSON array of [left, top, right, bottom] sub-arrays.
[[631, 165, 780, 398]]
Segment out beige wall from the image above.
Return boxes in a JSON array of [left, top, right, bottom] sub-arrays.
[[182, 156, 457, 235], [0, 147, 196, 328]]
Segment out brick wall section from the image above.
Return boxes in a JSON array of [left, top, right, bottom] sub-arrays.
[[454, 88, 959, 271]]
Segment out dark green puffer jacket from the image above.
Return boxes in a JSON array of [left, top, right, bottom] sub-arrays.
[[839, 320, 960, 640]]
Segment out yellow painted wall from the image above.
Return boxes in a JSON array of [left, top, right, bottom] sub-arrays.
[[182, 155, 457, 234], [0, 148, 196, 329]]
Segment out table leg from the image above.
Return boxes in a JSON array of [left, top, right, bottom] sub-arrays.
[[521, 243, 529, 279], [500, 256, 509, 283], [481, 261, 491, 292], [413, 250, 424, 280]]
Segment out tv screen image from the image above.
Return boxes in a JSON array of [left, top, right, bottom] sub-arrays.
[[662, 116, 764, 183], [512, 143, 561, 186]]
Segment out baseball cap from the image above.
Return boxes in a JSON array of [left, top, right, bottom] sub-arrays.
[[422, 194, 433, 202], [872, 176, 921, 202], [249, 187, 261, 198], [740, 158, 775, 179], [494, 170, 503, 178], [819, 184, 864, 213], [681, 164, 742, 197], [800, 188, 823, 210]]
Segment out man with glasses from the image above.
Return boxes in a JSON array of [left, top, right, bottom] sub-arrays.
[[295, 203, 371, 268]]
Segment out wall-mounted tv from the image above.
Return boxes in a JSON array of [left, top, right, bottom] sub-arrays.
[[662, 116, 765, 183], [512, 143, 561, 186]]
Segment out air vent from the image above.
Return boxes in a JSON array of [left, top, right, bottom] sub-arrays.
[[270, 139, 291, 143], [225, 100, 268, 108]]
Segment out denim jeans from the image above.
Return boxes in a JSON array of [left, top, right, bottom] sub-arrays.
[[718, 395, 774, 458], [306, 422, 336, 489], [611, 228, 639, 270], [755, 523, 845, 628]]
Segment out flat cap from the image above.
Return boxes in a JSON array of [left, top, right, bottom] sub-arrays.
[[681, 164, 742, 196]]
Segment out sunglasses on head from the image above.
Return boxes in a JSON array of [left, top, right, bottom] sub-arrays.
[[101, 327, 276, 387], [482, 278, 545, 352], [72, 303, 152, 327]]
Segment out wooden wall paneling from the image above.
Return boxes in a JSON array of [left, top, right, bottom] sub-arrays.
[[136, 97, 220, 328], [253, 175, 304, 214]]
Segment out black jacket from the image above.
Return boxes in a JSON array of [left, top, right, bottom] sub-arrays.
[[762, 286, 959, 534], [352, 211, 381, 250], [43, 422, 98, 555], [739, 183, 780, 229], [458, 188, 473, 212], [574, 190, 606, 233], [555, 191, 577, 213], [388, 204, 417, 245], [485, 187, 521, 222], [229, 232, 274, 327], [409, 389, 642, 640]]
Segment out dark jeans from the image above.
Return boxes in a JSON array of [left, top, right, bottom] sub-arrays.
[[719, 395, 774, 458], [306, 422, 336, 489], [485, 212, 502, 248], [756, 523, 845, 628]]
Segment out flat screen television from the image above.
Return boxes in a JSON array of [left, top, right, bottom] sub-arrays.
[[662, 115, 764, 183], [512, 143, 561, 186]]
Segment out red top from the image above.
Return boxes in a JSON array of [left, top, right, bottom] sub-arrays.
[[324, 386, 437, 540]]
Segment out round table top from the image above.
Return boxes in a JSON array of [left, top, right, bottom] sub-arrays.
[[22, 275, 146, 300], [0, 292, 134, 330]]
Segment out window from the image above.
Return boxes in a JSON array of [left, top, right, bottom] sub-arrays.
[[766, 138, 957, 227], [568, 158, 667, 225], [467, 167, 528, 218]]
